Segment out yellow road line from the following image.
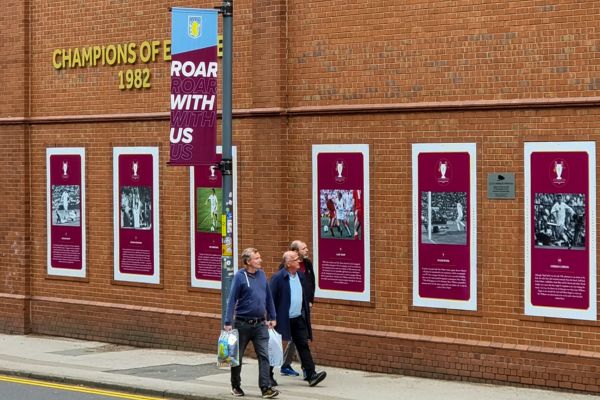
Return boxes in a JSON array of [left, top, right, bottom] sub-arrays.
[[0, 374, 167, 400]]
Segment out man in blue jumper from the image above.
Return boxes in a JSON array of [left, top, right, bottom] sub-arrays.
[[225, 248, 279, 398], [270, 251, 327, 387]]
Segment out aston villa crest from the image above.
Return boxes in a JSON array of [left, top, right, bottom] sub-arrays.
[[188, 16, 202, 39]]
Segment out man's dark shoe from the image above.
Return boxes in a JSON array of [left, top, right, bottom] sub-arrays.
[[280, 365, 300, 376], [308, 370, 327, 387], [231, 386, 245, 396], [261, 387, 280, 398], [270, 377, 279, 387]]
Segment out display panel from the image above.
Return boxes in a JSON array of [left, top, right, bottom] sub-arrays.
[[412, 143, 477, 311], [113, 147, 160, 284], [312, 144, 370, 302], [524, 142, 596, 320], [46, 148, 86, 278], [190, 146, 238, 289]]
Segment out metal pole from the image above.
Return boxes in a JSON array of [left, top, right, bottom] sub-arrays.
[[220, 0, 234, 325]]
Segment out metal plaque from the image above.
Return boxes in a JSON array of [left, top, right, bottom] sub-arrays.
[[487, 173, 515, 199]]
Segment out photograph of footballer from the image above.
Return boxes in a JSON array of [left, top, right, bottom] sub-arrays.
[[319, 189, 361, 240], [534, 193, 585, 250], [197, 187, 222, 233], [51, 185, 81, 227], [420, 191, 467, 246]]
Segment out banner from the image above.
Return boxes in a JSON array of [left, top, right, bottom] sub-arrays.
[[170, 8, 218, 165], [524, 142, 596, 320], [312, 144, 370, 302], [190, 147, 238, 289], [113, 147, 160, 284], [46, 148, 86, 278], [412, 143, 477, 311]]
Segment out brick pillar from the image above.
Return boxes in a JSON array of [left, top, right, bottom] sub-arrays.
[[0, 1, 31, 333]]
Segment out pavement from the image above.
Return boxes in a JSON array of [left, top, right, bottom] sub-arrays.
[[0, 333, 598, 400]]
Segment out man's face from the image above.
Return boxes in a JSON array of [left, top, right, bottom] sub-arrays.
[[248, 252, 262, 269], [298, 243, 309, 260], [287, 254, 300, 273]]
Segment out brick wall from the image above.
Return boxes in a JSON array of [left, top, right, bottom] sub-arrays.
[[3, 0, 600, 394], [0, 2, 31, 334], [286, 1, 600, 106]]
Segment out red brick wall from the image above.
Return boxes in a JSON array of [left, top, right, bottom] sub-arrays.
[[3, 0, 600, 394], [0, 2, 31, 334], [286, 1, 600, 106]]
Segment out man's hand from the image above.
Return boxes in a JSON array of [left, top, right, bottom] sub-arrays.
[[267, 320, 277, 329], [224, 324, 233, 332]]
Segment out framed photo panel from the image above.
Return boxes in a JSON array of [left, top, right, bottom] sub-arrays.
[[46, 147, 86, 278], [190, 146, 238, 289], [412, 143, 477, 311], [113, 147, 160, 284], [524, 141, 596, 320], [312, 144, 370, 302]]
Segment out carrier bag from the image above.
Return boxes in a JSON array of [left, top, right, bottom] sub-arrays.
[[217, 329, 240, 368], [268, 328, 284, 367]]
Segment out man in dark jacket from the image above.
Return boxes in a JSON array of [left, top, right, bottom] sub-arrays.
[[278, 240, 315, 377], [270, 251, 326, 387], [291, 241, 316, 304]]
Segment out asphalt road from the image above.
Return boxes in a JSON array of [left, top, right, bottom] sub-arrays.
[[0, 375, 171, 400]]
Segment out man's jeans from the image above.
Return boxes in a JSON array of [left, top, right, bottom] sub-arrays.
[[289, 316, 316, 377], [231, 320, 271, 389]]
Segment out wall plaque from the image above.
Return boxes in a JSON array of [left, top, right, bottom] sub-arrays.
[[487, 173, 515, 199]]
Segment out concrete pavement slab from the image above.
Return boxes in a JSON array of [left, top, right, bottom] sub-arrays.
[[0, 334, 598, 400]]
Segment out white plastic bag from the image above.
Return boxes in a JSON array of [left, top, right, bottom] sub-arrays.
[[217, 329, 240, 368], [268, 328, 283, 367]]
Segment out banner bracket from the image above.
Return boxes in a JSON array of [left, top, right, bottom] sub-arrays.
[[216, 1, 232, 16], [218, 159, 232, 175]]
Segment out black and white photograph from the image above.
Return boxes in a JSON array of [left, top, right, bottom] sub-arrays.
[[534, 193, 586, 250], [51, 185, 81, 226], [120, 186, 152, 230], [420, 191, 467, 245]]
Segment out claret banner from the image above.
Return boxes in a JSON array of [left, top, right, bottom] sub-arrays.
[[170, 8, 218, 166], [412, 143, 477, 311], [525, 142, 596, 320], [312, 144, 370, 302]]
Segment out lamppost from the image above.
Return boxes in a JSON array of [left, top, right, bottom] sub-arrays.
[[219, 0, 234, 325]]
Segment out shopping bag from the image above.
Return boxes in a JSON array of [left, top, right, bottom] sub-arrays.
[[268, 328, 283, 367], [217, 329, 240, 368]]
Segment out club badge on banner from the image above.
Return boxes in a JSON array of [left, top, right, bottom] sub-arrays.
[[170, 8, 218, 165]]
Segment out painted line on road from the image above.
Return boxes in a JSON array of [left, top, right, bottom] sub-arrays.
[[0, 374, 167, 400]]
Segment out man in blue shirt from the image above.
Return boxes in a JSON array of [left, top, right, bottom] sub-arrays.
[[225, 248, 278, 398], [270, 251, 327, 387], [278, 240, 316, 378]]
